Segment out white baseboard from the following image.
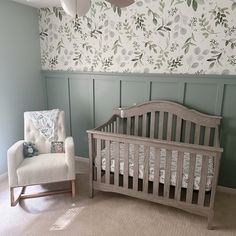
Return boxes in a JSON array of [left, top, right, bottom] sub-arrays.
[[217, 185, 236, 195], [75, 156, 89, 163], [0, 172, 7, 182], [75, 156, 89, 174]]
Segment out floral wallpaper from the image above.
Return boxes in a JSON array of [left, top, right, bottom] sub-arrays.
[[39, 0, 236, 74]]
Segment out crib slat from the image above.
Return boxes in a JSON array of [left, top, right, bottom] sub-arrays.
[[185, 120, 191, 143], [186, 153, 196, 203], [150, 112, 155, 139], [214, 127, 220, 147], [113, 121, 117, 133], [209, 155, 220, 209], [158, 112, 164, 139], [194, 125, 201, 144], [167, 113, 173, 141], [143, 146, 150, 193], [101, 139, 105, 150], [124, 143, 129, 189], [97, 139, 102, 183], [175, 117, 182, 142], [117, 117, 120, 133], [111, 123, 114, 133], [105, 140, 110, 184], [119, 117, 124, 134], [110, 122, 113, 133], [127, 117, 131, 135], [153, 148, 160, 196], [175, 151, 184, 201], [142, 114, 147, 137], [198, 156, 208, 206], [133, 144, 139, 191], [113, 122, 116, 133], [204, 127, 211, 146], [114, 142, 120, 186], [134, 115, 139, 136], [116, 117, 120, 133], [164, 150, 172, 198]]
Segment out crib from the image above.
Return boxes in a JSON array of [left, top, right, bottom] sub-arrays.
[[87, 100, 223, 229]]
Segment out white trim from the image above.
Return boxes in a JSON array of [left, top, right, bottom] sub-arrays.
[[217, 185, 236, 195], [75, 156, 89, 174], [0, 172, 8, 182], [75, 156, 89, 163]]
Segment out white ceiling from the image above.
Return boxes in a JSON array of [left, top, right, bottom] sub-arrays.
[[12, 0, 61, 8]]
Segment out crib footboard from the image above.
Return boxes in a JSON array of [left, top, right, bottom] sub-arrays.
[[87, 130, 222, 229]]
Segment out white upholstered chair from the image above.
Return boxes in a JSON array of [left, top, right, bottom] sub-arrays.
[[7, 111, 76, 206]]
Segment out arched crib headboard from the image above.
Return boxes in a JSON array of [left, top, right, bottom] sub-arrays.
[[113, 100, 222, 147]]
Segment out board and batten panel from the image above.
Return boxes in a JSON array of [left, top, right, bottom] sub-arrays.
[[43, 71, 236, 188], [151, 81, 179, 101], [184, 82, 218, 115], [94, 78, 120, 127], [220, 84, 236, 188], [70, 78, 93, 157], [46, 77, 71, 136], [121, 80, 150, 107]]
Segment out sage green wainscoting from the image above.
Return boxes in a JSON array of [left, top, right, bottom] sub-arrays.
[[42, 71, 236, 188]]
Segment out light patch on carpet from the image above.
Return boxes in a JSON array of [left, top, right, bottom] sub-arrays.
[[50, 207, 85, 231]]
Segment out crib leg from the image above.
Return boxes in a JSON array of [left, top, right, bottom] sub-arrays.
[[89, 167, 94, 198], [89, 184, 94, 198], [207, 210, 214, 230]]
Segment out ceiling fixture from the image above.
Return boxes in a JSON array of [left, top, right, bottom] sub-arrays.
[[60, 0, 135, 19], [106, 0, 135, 8], [60, 0, 91, 18]]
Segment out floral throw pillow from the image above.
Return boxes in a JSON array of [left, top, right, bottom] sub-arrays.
[[51, 141, 64, 153], [23, 142, 39, 158]]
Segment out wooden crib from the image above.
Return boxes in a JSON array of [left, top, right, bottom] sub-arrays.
[[87, 100, 223, 229]]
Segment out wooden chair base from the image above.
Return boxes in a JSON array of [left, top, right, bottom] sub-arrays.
[[10, 180, 76, 207]]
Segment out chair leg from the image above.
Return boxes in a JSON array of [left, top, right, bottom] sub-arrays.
[[11, 182, 74, 205], [10, 186, 26, 207], [71, 180, 76, 198]]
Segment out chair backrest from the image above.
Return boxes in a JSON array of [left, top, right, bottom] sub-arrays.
[[24, 110, 66, 154]]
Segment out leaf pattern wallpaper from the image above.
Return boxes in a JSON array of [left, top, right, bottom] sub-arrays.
[[39, 0, 236, 74]]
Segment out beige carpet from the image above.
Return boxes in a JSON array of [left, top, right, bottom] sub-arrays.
[[0, 158, 236, 236]]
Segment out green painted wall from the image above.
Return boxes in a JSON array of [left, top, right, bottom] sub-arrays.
[[0, 0, 44, 175], [43, 71, 236, 188]]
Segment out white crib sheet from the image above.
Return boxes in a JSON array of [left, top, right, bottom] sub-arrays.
[[95, 142, 214, 191]]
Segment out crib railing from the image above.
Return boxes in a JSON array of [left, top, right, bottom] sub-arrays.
[[88, 129, 222, 213], [113, 101, 221, 147]]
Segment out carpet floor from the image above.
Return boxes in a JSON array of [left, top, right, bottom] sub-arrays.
[[0, 158, 236, 236]]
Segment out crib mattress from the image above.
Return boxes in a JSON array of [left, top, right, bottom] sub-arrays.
[[95, 142, 214, 191]]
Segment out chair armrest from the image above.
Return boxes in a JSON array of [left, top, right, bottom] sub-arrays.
[[65, 137, 75, 180], [7, 140, 24, 187]]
